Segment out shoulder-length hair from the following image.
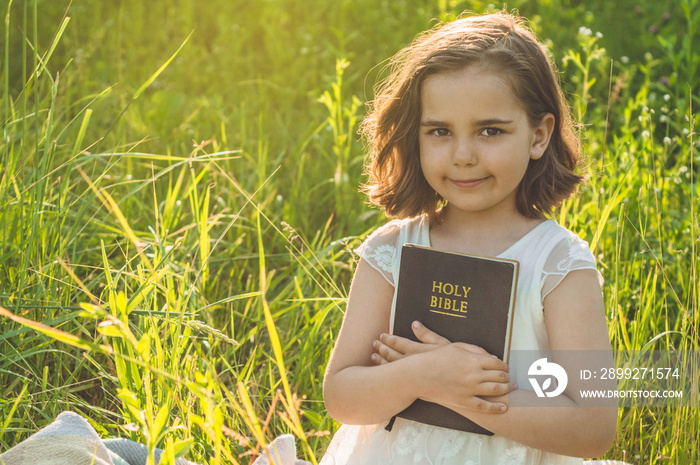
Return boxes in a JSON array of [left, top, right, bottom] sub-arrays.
[[360, 11, 582, 221]]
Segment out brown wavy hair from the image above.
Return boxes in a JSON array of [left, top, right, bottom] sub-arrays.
[[360, 11, 582, 221]]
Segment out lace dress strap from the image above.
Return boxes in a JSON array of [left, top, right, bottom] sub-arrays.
[[355, 220, 402, 286], [541, 234, 603, 300]]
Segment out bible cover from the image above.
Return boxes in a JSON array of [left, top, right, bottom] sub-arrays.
[[391, 243, 519, 435]]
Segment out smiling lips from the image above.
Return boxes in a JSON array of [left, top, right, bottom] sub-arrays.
[[448, 176, 489, 188]]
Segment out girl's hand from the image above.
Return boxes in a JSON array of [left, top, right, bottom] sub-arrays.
[[372, 322, 514, 413], [371, 321, 450, 363]]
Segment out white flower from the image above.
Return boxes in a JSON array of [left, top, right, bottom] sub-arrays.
[[641, 130, 650, 138], [621, 56, 630, 64], [578, 26, 592, 36], [369, 244, 395, 273], [664, 137, 672, 145], [392, 423, 420, 456], [596, 31, 603, 38], [499, 445, 527, 464], [664, 94, 671, 102], [437, 430, 468, 459]]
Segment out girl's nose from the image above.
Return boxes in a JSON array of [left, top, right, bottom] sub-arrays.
[[452, 137, 476, 166]]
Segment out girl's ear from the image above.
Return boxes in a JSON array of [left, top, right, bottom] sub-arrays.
[[529, 113, 555, 160]]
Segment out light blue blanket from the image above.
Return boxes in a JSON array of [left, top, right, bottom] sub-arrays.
[[0, 412, 310, 465]]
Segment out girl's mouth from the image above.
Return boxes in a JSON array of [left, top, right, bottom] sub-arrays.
[[449, 177, 488, 188]]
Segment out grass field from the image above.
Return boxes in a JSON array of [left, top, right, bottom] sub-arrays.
[[1, 0, 698, 463]]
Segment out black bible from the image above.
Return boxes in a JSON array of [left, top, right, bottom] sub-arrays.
[[389, 243, 519, 435]]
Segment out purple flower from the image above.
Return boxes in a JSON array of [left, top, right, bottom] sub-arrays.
[[660, 76, 670, 87]]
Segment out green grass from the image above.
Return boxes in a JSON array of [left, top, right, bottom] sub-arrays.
[[0, 0, 698, 463]]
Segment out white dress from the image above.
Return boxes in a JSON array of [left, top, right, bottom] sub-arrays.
[[320, 216, 603, 465]]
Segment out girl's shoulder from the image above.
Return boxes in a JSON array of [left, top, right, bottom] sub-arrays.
[[538, 222, 603, 299], [540, 221, 597, 265], [355, 216, 427, 286], [514, 220, 594, 260]]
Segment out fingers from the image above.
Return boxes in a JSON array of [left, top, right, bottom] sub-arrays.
[[372, 338, 404, 363], [482, 367, 510, 384], [474, 381, 513, 397], [376, 333, 425, 355], [370, 329, 447, 364], [455, 346, 508, 372], [442, 397, 508, 413], [411, 321, 450, 345], [375, 322, 450, 358], [452, 396, 507, 414], [453, 341, 490, 356]]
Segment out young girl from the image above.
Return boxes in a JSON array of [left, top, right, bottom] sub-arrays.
[[321, 11, 617, 465]]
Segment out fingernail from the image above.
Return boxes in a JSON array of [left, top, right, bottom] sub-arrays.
[[500, 404, 507, 412], [379, 333, 385, 341], [373, 340, 379, 349], [413, 321, 422, 328]]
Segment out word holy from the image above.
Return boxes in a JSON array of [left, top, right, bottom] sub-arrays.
[[430, 281, 471, 313]]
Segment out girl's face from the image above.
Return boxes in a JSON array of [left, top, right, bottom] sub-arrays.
[[419, 65, 554, 221]]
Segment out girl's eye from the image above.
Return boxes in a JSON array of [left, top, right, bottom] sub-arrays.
[[430, 128, 450, 137], [480, 127, 502, 137]]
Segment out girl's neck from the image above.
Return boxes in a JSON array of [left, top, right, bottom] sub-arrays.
[[430, 204, 545, 256]]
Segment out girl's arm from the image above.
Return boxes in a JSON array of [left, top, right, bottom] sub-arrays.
[[378, 268, 617, 457], [459, 269, 617, 457], [323, 258, 510, 425], [323, 258, 415, 424]]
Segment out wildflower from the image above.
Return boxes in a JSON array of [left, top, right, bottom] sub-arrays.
[[660, 115, 668, 123], [648, 25, 659, 34], [621, 56, 630, 64], [662, 12, 671, 23], [663, 93, 671, 102], [596, 31, 603, 38], [663, 137, 672, 145], [682, 128, 690, 135], [645, 52, 653, 61], [641, 130, 650, 138], [660, 76, 670, 86], [578, 26, 592, 36]]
